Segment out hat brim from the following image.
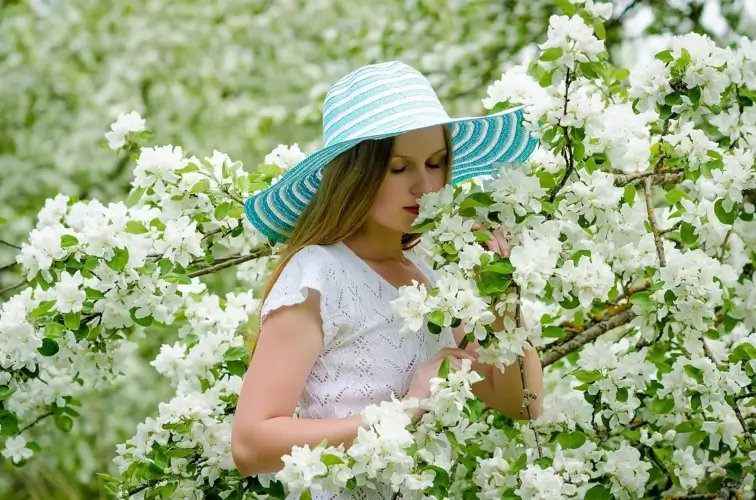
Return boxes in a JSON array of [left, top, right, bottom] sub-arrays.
[[245, 106, 538, 244]]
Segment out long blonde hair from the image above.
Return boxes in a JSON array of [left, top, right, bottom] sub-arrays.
[[261, 127, 453, 304]]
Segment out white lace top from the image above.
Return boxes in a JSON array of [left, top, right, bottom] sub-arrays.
[[260, 241, 455, 499]]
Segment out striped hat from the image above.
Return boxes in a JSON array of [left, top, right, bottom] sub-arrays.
[[244, 61, 538, 244]]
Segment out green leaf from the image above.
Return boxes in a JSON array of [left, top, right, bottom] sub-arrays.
[[542, 326, 565, 338], [224, 347, 248, 361], [125, 221, 149, 234], [64, 312, 81, 330], [163, 273, 192, 285], [428, 310, 445, 326], [623, 184, 636, 206], [32, 300, 56, 317], [557, 430, 587, 449], [438, 356, 451, 378], [459, 192, 493, 209], [616, 387, 629, 403], [655, 49, 674, 63], [629, 290, 653, 306], [665, 92, 683, 106], [0, 410, 20, 436], [107, 247, 129, 272], [540, 47, 563, 62], [585, 484, 613, 500], [486, 260, 514, 275], [665, 188, 687, 205], [0, 217, 7, 224], [615, 68, 630, 81], [592, 19, 606, 40], [536, 171, 556, 189], [60, 235, 79, 248], [38, 338, 60, 356], [0, 385, 15, 401], [125, 188, 146, 208], [652, 397, 675, 414], [191, 179, 211, 194], [214, 202, 234, 220], [680, 222, 698, 245], [321, 454, 344, 466], [573, 370, 603, 383], [51, 310, 74, 332], [714, 199, 738, 225]]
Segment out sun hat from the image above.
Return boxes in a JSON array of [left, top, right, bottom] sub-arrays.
[[244, 60, 538, 244]]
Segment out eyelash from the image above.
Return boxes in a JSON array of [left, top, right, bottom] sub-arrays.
[[391, 163, 441, 174]]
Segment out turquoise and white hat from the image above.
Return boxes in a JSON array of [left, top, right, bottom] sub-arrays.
[[244, 60, 538, 244]]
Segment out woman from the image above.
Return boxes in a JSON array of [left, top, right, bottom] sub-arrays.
[[231, 61, 543, 498]]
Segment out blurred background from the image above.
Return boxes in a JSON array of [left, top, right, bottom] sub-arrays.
[[0, 0, 754, 497]]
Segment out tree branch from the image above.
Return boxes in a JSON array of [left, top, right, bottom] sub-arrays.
[[0, 240, 21, 250], [187, 247, 271, 278], [548, 69, 574, 204], [18, 411, 54, 434], [0, 281, 26, 295], [540, 309, 637, 366], [613, 169, 684, 187], [644, 176, 667, 267]]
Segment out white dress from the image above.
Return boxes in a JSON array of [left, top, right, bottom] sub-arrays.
[[259, 241, 456, 499]]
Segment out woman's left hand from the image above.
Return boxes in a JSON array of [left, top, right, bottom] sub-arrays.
[[471, 224, 510, 258]]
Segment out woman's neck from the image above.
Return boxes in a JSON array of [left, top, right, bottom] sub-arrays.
[[341, 226, 405, 262]]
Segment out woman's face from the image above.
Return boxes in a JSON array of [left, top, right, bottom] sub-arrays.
[[367, 125, 448, 234]]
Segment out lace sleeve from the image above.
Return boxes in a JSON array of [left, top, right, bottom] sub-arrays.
[[260, 245, 347, 347]]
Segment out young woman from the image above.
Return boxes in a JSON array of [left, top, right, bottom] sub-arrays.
[[231, 61, 544, 497]]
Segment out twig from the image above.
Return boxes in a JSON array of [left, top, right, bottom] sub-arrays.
[[187, 247, 270, 278], [660, 221, 682, 235], [18, 411, 54, 434], [0, 240, 21, 250], [0, 281, 26, 295], [541, 309, 637, 366], [735, 391, 756, 401], [0, 261, 18, 272], [513, 284, 543, 458], [718, 203, 740, 261], [644, 177, 666, 267], [548, 69, 574, 204]]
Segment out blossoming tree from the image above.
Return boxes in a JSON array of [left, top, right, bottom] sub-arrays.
[[2, 0, 756, 499]]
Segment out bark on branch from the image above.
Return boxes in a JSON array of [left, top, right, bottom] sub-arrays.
[[613, 169, 684, 187], [540, 309, 637, 367]]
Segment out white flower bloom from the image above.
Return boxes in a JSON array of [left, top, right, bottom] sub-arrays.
[[264, 143, 305, 170], [1, 436, 34, 464], [105, 111, 146, 150], [539, 15, 605, 70]]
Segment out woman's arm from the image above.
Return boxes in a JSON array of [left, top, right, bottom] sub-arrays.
[[231, 291, 366, 476], [452, 292, 544, 420]]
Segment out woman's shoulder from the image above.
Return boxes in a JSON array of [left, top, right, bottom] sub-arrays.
[[286, 243, 345, 272]]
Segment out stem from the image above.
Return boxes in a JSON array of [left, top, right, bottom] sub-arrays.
[[718, 203, 740, 261], [0, 240, 21, 250], [644, 177, 666, 267], [548, 69, 574, 204], [513, 285, 543, 458], [0, 261, 18, 272], [0, 281, 26, 295], [18, 411, 54, 434], [540, 309, 637, 367], [187, 248, 270, 278]]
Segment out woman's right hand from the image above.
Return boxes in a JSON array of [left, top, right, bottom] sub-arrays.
[[405, 347, 477, 402]]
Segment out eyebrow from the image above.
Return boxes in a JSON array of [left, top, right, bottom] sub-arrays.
[[392, 148, 447, 160]]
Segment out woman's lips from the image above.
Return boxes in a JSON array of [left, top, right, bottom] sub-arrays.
[[404, 206, 419, 215]]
